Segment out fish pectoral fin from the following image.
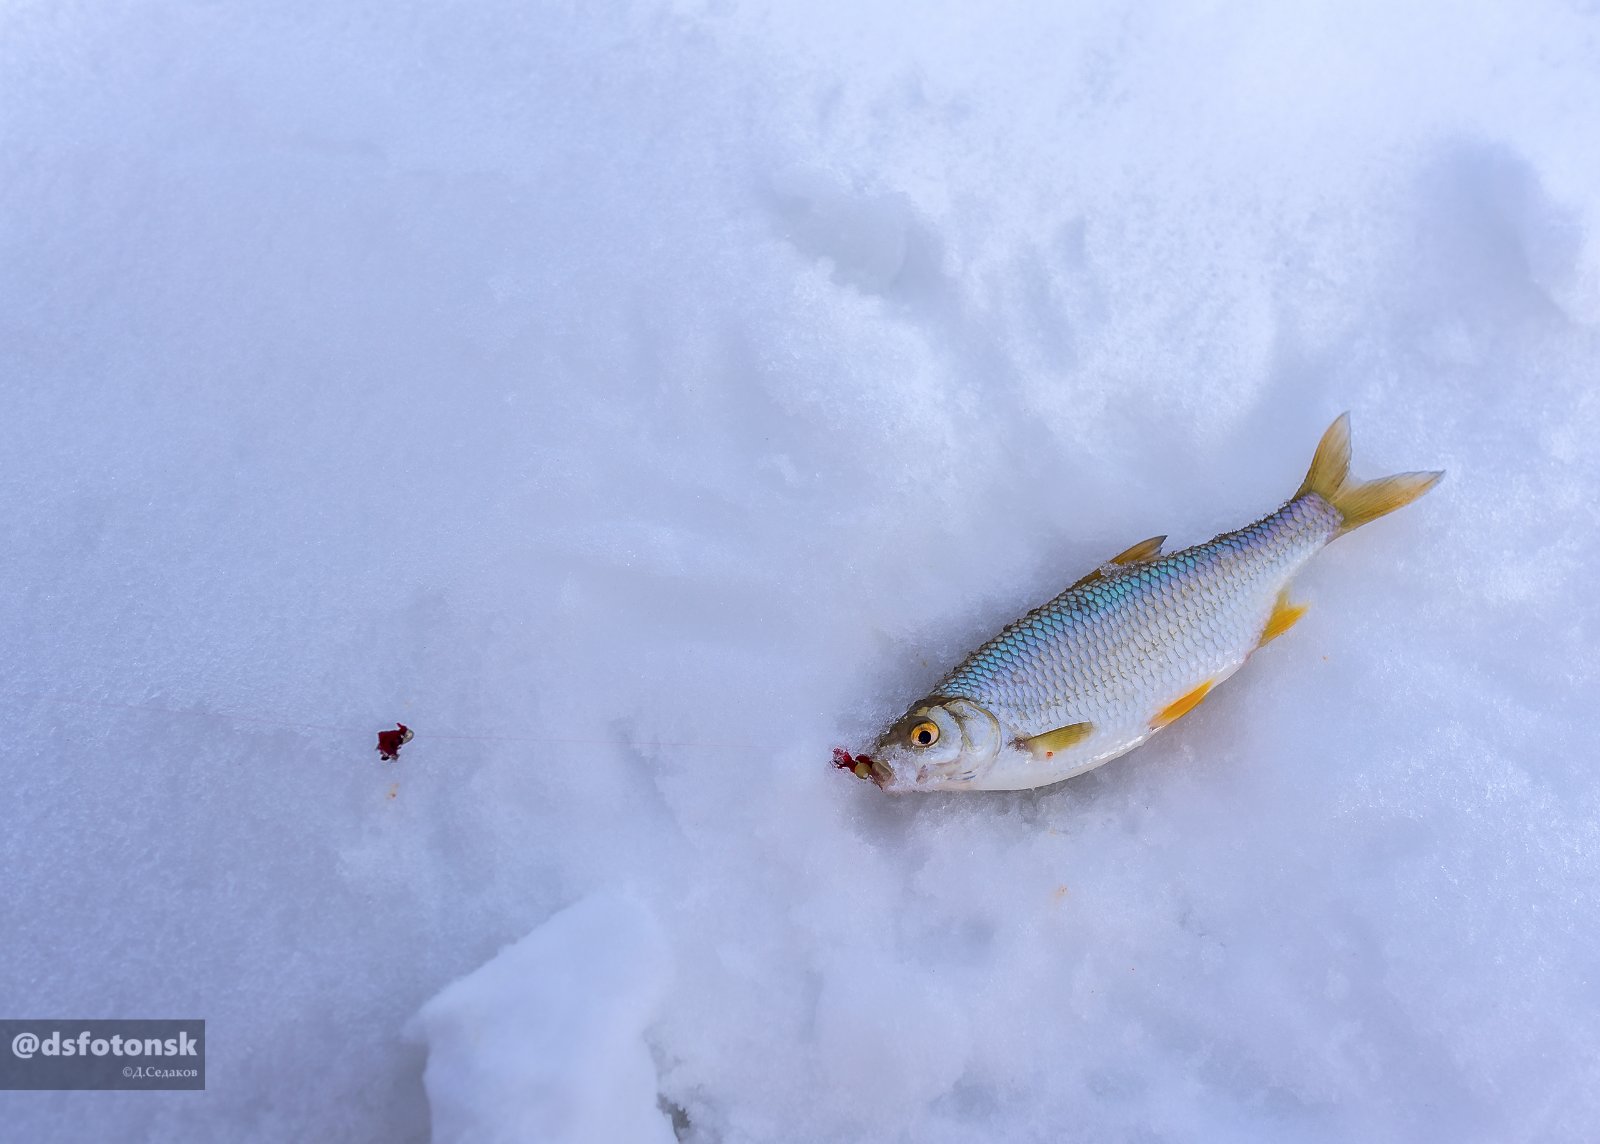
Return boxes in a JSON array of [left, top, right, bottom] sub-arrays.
[[1259, 589, 1309, 647], [1022, 721, 1095, 760], [1070, 535, 1167, 589], [1151, 680, 1213, 729]]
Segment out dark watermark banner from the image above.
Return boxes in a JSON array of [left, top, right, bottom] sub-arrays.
[[0, 1020, 204, 1090]]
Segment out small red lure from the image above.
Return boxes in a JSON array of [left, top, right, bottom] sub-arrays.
[[832, 747, 876, 782], [376, 723, 414, 761]]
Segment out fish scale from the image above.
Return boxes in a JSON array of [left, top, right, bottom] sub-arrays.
[[844, 415, 1443, 792], [937, 496, 1340, 784]]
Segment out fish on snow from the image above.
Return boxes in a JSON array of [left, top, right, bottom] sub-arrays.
[[836, 414, 1442, 792]]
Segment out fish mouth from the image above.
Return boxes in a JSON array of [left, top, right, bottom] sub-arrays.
[[831, 748, 892, 789]]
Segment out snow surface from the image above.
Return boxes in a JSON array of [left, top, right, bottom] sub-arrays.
[[2, 0, 1598, 1140]]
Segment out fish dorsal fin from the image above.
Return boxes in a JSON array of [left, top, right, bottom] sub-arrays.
[[1110, 535, 1166, 565], [1071, 535, 1167, 589], [1022, 721, 1094, 760], [1258, 589, 1308, 647]]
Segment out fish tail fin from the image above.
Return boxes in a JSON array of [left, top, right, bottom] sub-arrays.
[[1295, 413, 1444, 536]]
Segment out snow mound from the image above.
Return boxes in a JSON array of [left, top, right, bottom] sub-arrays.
[[411, 895, 672, 1144]]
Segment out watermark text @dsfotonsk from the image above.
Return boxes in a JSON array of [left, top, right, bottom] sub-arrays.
[[1, 1021, 204, 1090]]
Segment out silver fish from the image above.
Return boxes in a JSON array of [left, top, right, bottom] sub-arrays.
[[837, 414, 1442, 792]]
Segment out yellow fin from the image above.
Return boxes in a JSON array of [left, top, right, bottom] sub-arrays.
[[1295, 413, 1444, 536], [1151, 681, 1212, 729], [1259, 589, 1308, 647], [1071, 535, 1166, 589], [1022, 721, 1094, 760], [1109, 535, 1166, 564]]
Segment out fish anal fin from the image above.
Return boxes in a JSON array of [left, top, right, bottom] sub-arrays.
[[1151, 680, 1213, 729], [1071, 535, 1167, 589], [1259, 589, 1309, 647], [1022, 721, 1094, 760]]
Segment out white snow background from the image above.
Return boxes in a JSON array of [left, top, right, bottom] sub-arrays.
[[3, 1, 1599, 1140]]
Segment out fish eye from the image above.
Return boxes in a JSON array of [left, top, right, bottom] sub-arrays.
[[910, 721, 939, 747]]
